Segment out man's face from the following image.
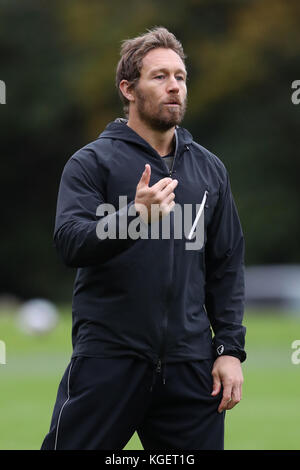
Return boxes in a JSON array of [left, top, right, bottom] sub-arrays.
[[132, 48, 187, 131]]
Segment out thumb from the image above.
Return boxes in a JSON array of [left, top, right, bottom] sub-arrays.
[[138, 164, 151, 187], [211, 375, 221, 397]]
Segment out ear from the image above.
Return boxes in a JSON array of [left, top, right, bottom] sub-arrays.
[[119, 80, 135, 103]]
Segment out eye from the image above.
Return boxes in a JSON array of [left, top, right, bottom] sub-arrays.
[[176, 76, 185, 81], [154, 75, 165, 80]]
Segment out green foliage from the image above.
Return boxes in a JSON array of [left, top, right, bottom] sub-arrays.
[[1, 0, 300, 300]]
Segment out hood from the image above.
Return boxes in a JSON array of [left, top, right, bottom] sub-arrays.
[[97, 118, 194, 156]]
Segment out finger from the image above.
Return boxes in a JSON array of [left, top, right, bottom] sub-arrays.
[[169, 200, 176, 211], [159, 201, 175, 217], [160, 179, 178, 199], [160, 198, 176, 216], [138, 164, 151, 188], [151, 176, 173, 192], [211, 376, 222, 397], [162, 190, 176, 207], [218, 384, 232, 413], [225, 384, 242, 410]]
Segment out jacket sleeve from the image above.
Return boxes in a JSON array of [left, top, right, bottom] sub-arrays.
[[53, 156, 138, 268], [204, 169, 247, 362]]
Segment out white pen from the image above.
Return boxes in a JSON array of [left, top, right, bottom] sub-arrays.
[[187, 190, 208, 240]]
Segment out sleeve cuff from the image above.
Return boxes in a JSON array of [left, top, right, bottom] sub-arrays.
[[213, 343, 247, 363]]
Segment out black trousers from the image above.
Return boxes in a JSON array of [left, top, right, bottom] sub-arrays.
[[41, 356, 224, 450]]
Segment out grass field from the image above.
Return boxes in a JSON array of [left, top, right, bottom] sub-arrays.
[[0, 306, 299, 450]]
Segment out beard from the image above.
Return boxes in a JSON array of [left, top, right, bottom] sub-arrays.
[[135, 87, 187, 132]]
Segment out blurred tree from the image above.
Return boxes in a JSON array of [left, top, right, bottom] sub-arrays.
[[0, 0, 299, 301]]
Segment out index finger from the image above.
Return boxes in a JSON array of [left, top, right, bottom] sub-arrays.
[[137, 164, 151, 188]]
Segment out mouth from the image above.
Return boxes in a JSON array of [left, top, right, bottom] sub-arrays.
[[164, 102, 180, 106]]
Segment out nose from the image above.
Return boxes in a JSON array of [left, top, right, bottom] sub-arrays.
[[166, 75, 180, 93]]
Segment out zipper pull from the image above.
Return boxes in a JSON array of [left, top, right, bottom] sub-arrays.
[[156, 359, 162, 374]]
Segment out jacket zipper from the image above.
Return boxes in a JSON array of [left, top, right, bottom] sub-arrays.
[[156, 130, 179, 370], [170, 129, 179, 176], [160, 128, 178, 177]]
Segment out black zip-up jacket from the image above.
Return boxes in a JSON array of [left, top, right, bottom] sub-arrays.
[[54, 119, 246, 370]]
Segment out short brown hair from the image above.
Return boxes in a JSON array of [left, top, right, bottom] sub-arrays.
[[116, 26, 186, 118]]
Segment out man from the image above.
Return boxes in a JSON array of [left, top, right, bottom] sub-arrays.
[[41, 27, 246, 451]]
